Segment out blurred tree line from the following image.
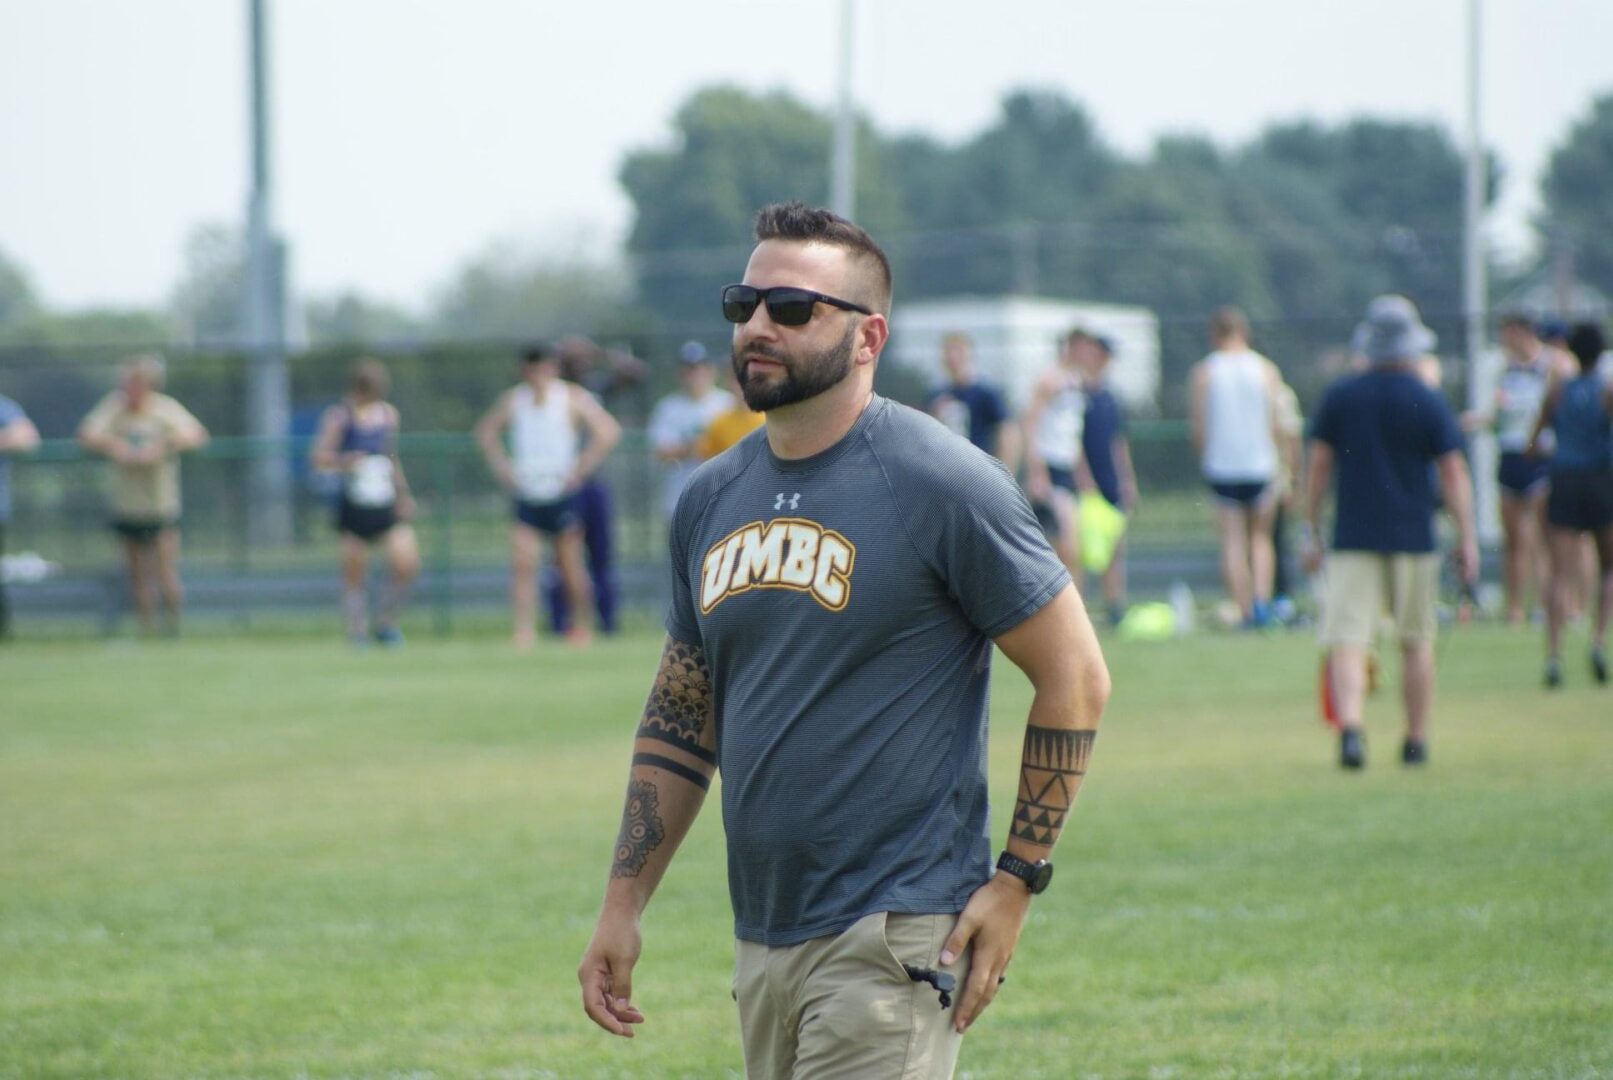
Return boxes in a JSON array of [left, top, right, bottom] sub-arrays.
[[618, 86, 1613, 409], [621, 86, 1515, 410], [3, 87, 1612, 431]]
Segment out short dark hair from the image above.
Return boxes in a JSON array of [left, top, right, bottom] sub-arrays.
[[753, 201, 892, 315], [1567, 322, 1606, 372], [521, 341, 556, 365], [1209, 307, 1249, 343]]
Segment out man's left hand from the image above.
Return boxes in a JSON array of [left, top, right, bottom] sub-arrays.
[[938, 873, 1031, 1033]]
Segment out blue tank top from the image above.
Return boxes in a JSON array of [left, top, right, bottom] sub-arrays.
[[1550, 375, 1612, 472], [338, 403, 393, 456]]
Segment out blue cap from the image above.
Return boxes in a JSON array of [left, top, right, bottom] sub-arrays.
[[677, 341, 710, 365], [1536, 317, 1569, 342]]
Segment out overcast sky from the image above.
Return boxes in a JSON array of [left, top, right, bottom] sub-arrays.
[[2, 0, 1610, 311]]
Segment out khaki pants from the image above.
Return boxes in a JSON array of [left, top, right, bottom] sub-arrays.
[[1320, 551, 1441, 646], [734, 911, 971, 1079]]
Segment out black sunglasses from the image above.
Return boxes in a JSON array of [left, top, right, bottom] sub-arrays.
[[721, 284, 874, 327]]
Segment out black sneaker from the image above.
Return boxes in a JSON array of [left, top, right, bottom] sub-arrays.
[[1592, 649, 1608, 686], [1401, 738, 1427, 766], [1340, 728, 1365, 770], [1545, 659, 1562, 689]]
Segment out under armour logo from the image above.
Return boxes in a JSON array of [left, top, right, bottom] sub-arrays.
[[774, 492, 800, 511]]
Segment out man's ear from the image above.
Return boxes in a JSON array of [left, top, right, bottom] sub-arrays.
[[855, 314, 889, 368]]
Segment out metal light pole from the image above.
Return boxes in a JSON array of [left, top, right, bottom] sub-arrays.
[[830, 0, 856, 219], [1462, 0, 1497, 543], [1462, 0, 1487, 407], [243, 0, 292, 542]]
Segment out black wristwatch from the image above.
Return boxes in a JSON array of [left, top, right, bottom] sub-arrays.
[[995, 852, 1054, 894]]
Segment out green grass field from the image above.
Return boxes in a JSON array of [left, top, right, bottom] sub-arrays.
[[2, 625, 1609, 1079]]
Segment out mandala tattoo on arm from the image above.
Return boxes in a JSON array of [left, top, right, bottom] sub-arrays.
[[610, 778, 666, 879], [636, 639, 716, 765], [1010, 726, 1096, 847]]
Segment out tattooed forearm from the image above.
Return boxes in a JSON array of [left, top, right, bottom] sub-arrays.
[[636, 639, 714, 759], [1010, 726, 1096, 847], [610, 778, 667, 879], [632, 751, 711, 792]]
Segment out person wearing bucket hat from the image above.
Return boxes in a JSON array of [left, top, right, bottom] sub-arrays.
[[1303, 295, 1478, 769], [1348, 294, 1437, 363]]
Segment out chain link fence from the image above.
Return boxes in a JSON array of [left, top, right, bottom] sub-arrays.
[[0, 305, 1493, 639]]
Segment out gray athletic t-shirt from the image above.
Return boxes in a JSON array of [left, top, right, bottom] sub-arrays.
[[666, 395, 1070, 946]]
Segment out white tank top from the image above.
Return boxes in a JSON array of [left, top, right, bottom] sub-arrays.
[[1033, 371, 1085, 470], [509, 383, 578, 502], [1201, 349, 1277, 483], [1494, 355, 1551, 453]]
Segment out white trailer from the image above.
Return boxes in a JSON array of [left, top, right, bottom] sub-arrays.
[[889, 295, 1160, 414]]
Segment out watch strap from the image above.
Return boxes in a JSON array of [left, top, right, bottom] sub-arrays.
[[995, 851, 1051, 893]]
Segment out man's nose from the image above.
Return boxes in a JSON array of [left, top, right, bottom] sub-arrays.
[[733, 301, 781, 343]]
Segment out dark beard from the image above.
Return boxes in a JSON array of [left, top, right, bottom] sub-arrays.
[[732, 322, 856, 412]]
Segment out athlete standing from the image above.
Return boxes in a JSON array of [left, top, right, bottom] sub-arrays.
[[476, 344, 620, 649], [1527, 322, 1613, 687], [310, 358, 420, 646], [1019, 328, 1088, 578], [1190, 308, 1285, 627]]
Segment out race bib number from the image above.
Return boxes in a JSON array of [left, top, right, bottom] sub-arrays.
[[347, 454, 396, 508]]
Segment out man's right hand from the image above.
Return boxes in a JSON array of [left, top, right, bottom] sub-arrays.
[[578, 908, 646, 1038], [1300, 529, 1325, 576]]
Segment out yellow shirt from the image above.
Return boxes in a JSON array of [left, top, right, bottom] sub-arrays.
[[1272, 382, 1304, 494], [80, 392, 202, 520], [697, 406, 765, 459]]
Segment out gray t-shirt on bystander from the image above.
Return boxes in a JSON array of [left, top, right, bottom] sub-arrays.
[[666, 395, 1070, 946]]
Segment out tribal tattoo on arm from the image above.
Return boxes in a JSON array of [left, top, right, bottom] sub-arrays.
[[1010, 725, 1096, 850], [610, 778, 667, 879], [634, 639, 717, 771], [606, 639, 718, 881]]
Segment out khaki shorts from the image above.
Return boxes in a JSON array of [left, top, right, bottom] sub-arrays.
[[1320, 550, 1440, 646], [733, 911, 971, 1080]]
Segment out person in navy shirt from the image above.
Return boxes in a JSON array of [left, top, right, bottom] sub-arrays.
[[1076, 331, 1137, 624], [925, 332, 1012, 460], [1303, 296, 1477, 770]]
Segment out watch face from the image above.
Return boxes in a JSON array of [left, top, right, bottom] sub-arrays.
[[1029, 861, 1054, 893]]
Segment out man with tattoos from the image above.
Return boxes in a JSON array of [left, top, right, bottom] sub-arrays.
[[578, 202, 1111, 1078]]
